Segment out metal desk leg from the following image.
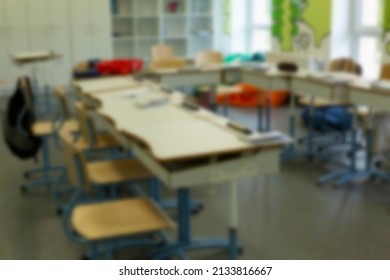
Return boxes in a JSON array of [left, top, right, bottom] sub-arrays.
[[229, 181, 239, 260], [148, 179, 203, 213], [265, 90, 271, 131], [150, 188, 233, 260], [223, 92, 229, 117], [210, 85, 217, 112], [335, 108, 390, 186], [318, 106, 358, 185], [282, 93, 313, 162], [257, 92, 264, 132]]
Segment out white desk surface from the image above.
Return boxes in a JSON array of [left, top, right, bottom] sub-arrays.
[[150, 64, 240, 76], [12, 51, 61, 63], [73, 76, 139, 94], [349, 80, 390, 94], [92, 84, 287, 162]]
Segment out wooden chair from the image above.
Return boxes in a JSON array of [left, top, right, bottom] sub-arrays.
[[20, 77, 66, 193], [299, 58, 362, 107], [195, 51, 241, 106], [53, 86, 79, 132], [380, 63, 390, 80], [330, 58, 363, 75], [195, 51, 223, 67], [74, 102, 121, 151], [59, 127, 174, 259], [150, 44, 188, 71], [151, 44, 174, 60], [149, 58, 188, 71]]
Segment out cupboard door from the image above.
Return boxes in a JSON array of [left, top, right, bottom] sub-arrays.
[[70, 28, 93, 65], [91, 25, 113, 59], [69, 0, 91, 29], [3, 0, 28, 31], [47, 0, 70, 30], [49, 29, 72, 85], [8, 30, 31, 83], [26, 0, 49, 30]]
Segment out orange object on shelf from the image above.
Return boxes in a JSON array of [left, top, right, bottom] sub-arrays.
[[216, 83, 289, 108]]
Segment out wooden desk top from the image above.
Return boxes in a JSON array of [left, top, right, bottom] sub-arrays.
[[348, 80, 390, 96], [147, 64, 240, 76], [73, 76, 138, 94], [92, 83, 288, 162]]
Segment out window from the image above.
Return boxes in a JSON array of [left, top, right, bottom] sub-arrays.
[[352, 0, 382, 79], [246, 0, 272, 53]]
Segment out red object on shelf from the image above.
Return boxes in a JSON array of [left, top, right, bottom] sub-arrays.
[[96, 59, 143, 75], [167, 1, 178, 12], [216, 83, 289, 107]]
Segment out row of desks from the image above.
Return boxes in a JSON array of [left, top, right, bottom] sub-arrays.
[[72, 65, 390, 258], [73, 77, 290, 259]]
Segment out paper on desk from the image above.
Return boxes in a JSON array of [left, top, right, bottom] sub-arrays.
[[116, 87, 151, 99], [239, 131, 288, 144], [135, 96, 169, 109]]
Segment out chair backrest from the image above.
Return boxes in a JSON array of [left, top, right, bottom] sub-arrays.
[[195, 51, 223, 67], [74, 102, 98, 147], [329, 58, 363, 76], [19, 77, 35, 112], [59, 127, 90, 189], [151, 44, 174, 60], [149, 58, 188, 71], [380, 64, 390, 80], [53, 86, 72, 120]]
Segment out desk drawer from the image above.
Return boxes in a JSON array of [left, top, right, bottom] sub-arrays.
[[160, 72, 220, 87], [291, 79, 333, 99], [350, 89, 389, 111]]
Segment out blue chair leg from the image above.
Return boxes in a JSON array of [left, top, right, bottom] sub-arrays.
[[22, 135, 65, 192]]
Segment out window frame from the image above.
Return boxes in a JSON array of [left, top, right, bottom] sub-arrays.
[[245, 0, 272, 53], [350, 0, 382, 77]]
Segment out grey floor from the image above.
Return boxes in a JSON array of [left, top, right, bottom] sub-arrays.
[[1, 102, 390, 260]]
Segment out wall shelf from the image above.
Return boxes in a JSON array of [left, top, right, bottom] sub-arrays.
[[111, 0, 215, 62]]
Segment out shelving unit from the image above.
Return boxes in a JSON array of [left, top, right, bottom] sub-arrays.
[[110, 0, 215, 63]]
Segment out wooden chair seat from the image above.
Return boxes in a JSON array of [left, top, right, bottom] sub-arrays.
[[32, 121, 54, 136], [71, 197, 175, 241], [87, 158, 153, 185], [75, 133, 120, 149], [32, 120, 80, 137], [298, 97, 349, 108]]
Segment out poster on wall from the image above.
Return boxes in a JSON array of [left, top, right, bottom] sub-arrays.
[[272, 0, 331, 58], [383, 0, 390, 61]]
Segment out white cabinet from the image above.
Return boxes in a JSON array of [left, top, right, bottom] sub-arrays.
[[69, 0, 112, 65], [0, 0, 112, 88], [0, 0, 29, 86], [111, 0, 215, 61]]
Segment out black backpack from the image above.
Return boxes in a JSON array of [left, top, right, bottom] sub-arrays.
[[3, 77, 42, 159]]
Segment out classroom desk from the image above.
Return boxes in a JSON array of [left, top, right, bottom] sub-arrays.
[[289, 73, 360, 184], [337, 81, 390, 185], [144, 65, 241, 112], [85, 81, 289, 259], [241, 68, 291, 131], [73, 76, 138, 98]]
